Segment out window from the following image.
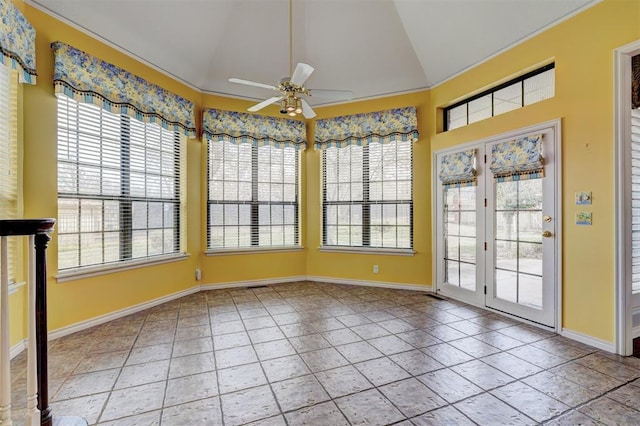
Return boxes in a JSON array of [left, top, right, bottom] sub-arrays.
[[444, 185, 476, 290], [322, 139, 413, 249], [57, 96, 184, 271], [444, 63, 555, 131], [207, 139, 300, 250], [631, 90, 640, 294], [0, 63, 18, 282]]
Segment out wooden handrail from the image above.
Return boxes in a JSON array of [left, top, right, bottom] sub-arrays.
[[0, 219, 54, 426]]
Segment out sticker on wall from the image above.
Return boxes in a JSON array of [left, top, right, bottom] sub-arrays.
[[575, 211, 592, 226], [575, 191, 592, 205]]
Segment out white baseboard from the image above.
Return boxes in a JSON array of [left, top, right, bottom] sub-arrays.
[[561, 328, 616, 353], [48, 286, 200, 341], [13, 276, 620, 361], [11, 285, 201, 359], [307, 275, 433, 292], [199, 276, 308, 291], [10, 339, 26, 359]]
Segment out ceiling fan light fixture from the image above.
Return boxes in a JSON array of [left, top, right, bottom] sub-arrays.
[[295, 98, 303, 114], [285, 96, 297, 112]]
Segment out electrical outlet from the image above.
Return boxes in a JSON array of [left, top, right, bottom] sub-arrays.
[[195, 268, 202, 281], [373, 265, 379, 273]]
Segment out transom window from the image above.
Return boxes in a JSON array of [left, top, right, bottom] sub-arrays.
[[322, 139, 413, 249], [57, 96, 184, 271], [444, 63, 555, 131], [207, 139, 300, 250]]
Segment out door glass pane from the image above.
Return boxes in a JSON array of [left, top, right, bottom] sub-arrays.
[[519, 274, 543, 308], [495, 269, 517, 303], [444, 185, 476, 289], [460, 263, 476, 291], [495, 178, 543, 309]]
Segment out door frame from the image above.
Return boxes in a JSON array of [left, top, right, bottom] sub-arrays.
[[433, 119, 562, 332], [614, 39, 640, 356]]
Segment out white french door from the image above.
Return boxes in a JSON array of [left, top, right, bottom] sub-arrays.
[[435, 121, 560, 328]]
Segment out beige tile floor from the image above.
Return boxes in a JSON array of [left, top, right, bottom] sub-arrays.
[[9, 281, 640, 425]]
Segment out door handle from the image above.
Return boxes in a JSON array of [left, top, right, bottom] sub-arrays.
[[542, 231, 553, 238]]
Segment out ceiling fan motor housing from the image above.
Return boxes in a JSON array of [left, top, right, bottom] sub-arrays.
[[278, 78, 308, 96]]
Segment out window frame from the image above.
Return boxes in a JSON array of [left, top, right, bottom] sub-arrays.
[[206, 138, 302, 254], [320, 140, 414, 254], [55, 96, 186, 280], [443, 63, 555, 131]]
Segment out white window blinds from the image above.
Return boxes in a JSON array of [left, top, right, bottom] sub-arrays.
[[322, 139, 413, 249], [207, 140, 300, 249], [0, 63, 18, 281], [632, 106, 640, 294], [57, 96, 185, 271]]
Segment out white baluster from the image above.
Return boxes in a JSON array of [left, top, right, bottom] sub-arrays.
[[24, 236, 39, 426], [0, 236, 13, 426]]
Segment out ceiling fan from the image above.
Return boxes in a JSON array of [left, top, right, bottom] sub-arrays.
[[228, 0, 353, 119]]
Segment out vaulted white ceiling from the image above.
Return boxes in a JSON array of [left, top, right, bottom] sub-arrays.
[[30, 0, 598, 106]]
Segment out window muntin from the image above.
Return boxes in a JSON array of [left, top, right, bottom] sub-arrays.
[[322, 139, 413, 249], [57, 96, 184, 271], [444, 64, 555, 131], [207, 139, 300, 250], [0, 63, 18, 281]]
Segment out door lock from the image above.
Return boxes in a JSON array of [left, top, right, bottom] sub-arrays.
[[542, 231, 553, 238]]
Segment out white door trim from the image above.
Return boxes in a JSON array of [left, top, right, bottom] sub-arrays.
[[433, 119, 562, 332], [614, 39, 640, 356]]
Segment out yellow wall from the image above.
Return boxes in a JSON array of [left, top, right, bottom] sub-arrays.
[[20, 5, 205, 331], [198, 95, 308, 284], [9, 287, 25, 348], [430, 0, 640, 342], [305, 93, 432, 286], [6, 0, 640, 349]]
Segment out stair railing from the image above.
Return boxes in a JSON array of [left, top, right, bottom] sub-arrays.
[[0, 219, 55, 426]]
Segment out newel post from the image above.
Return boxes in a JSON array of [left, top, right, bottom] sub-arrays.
[[34, 232, 51, 426]]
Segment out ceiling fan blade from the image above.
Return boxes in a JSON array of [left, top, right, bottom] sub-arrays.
[[229, 78, 277, 91], [248, 96, 284, 112], [301, 99, 316, 119], [290, 63, 315, 86], [308, 89, 353, 100]]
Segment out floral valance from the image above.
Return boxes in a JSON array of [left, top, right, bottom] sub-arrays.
[[51, 41, 196, 137], [490, 134, 544, 182], [0, 0, 36, 84], [440, 149, 477, 189], [314, 106, 419, 149], [202, 108, 306, 149]]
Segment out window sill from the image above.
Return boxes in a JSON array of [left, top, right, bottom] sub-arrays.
[[55, 253, 189, 283], [319, 246, 415, 256], [206, 246, 303, 256]]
